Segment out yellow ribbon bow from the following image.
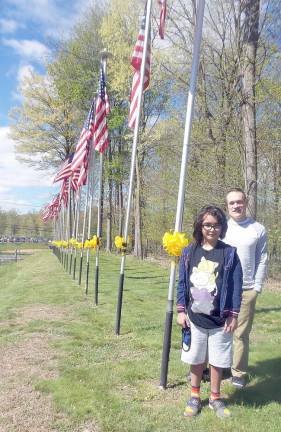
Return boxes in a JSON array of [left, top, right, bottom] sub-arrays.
[[114, 236, 127, 250], [162, 231, 189, 257]]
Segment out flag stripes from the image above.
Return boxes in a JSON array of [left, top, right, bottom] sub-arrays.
[[128, 12, 151, 129], [158, 0, 167, 39], [93, 65, 110, 153]]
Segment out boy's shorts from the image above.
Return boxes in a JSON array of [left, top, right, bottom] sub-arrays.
[[181, 320, 233, 368]]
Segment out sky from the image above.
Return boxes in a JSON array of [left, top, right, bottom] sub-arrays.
[[0, 0, 94, 213]]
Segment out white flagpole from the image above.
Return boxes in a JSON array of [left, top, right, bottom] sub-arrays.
[[78, 171, 91, 286], [85, 146, 96, 294], [94, 51, 110, 306], [115, 0, 152, 335], [160, 0, 205, 389], [72, 189, 81, 280]]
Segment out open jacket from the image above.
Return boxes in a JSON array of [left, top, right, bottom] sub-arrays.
[[176, 241, 243, 318]]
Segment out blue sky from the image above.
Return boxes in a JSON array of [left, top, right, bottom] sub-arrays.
[[0, 0, 94, 213]]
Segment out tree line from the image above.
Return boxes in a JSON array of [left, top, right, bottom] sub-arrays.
[[9, 0, 281, 271]]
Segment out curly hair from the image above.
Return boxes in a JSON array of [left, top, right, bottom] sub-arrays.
[[193, 205, 227, 245]]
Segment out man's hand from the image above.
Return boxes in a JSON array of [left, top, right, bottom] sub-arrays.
[[224, 316, 238, 333], [177, 312, 190, 328]]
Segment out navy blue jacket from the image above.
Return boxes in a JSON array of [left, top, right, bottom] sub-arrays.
[[176, 241, 243, 318]]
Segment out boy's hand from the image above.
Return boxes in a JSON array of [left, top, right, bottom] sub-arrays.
[[224, 316, 238, 333], [177, 312, 190, 328]]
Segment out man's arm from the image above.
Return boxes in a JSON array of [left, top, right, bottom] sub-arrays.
[[254, 228, 268, 293]]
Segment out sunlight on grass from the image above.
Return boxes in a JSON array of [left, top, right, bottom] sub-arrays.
[[0, 249, 280, 431]]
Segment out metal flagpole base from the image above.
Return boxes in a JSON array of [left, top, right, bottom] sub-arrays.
[[85, 261, 90, 295], [159, 309, 173, 389], [73, 256, 77, 280], [69, 252, 73, 274], [94, 265, 99, 305], [115, 272, 125, 335], [78, 255, 83, 285]]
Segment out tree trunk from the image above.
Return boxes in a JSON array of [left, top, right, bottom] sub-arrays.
[[241, 0, 260, 218]]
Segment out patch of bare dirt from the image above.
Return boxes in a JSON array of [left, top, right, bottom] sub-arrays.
[[16, 304, 70, 323], [0, 305, 100, 432]]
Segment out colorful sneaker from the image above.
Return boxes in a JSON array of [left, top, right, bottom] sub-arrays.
[[209, 398, 231, 418], [231, 376, 246, 388], [184, 397, 202, 417]]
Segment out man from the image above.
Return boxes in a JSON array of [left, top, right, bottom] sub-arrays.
[[224, 188, 268, 388]]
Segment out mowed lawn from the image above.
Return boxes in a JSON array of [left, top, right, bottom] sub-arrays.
[[0, 249, 280, 431]]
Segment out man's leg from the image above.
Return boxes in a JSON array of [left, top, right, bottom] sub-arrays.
[[232, 289, 258, 379]]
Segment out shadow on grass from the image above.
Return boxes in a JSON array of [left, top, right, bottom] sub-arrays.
[[127, 275, 165, 280], [255, 307, 281, 314], [231, 357, 281, 406]]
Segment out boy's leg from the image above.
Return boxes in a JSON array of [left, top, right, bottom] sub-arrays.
[[184, 363, 204, 417], [208, 327, 232, 418], [182, 322, 208, 418], [209, 364, 222, 395]]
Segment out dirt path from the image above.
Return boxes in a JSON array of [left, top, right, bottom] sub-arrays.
[[0, 305, 99, 432]]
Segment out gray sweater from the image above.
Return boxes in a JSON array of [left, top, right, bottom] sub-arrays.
[[224, 217, 268, 293]]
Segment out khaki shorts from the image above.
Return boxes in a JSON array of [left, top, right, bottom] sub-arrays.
[[181, 320, 233, 368]]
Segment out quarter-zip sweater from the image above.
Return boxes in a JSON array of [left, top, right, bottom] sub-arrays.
[[224, 217, 268, 293]]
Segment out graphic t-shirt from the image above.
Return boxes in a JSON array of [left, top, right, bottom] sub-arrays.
[[187, 243, 225, 329]]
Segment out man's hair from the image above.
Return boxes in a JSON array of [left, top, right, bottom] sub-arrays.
[[225, 187, 247, 202], [193, 205, 228, 245]]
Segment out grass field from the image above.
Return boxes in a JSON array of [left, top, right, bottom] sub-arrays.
[[0, 249, 280, 431]]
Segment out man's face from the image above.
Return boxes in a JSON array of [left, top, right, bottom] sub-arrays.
[[226, 191, 247, 221]]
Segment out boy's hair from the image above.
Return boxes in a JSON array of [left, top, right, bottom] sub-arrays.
[[193, 205, 227, 244], [225, 187, 247, 202]]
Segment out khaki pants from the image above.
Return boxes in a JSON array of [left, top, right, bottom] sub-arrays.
[[232, 289, 258, 378]]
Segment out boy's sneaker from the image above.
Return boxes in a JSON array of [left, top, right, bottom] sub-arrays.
[[231, 376, 246, 388], [184, 397, 202, 417], [209, 398, 231, 418]]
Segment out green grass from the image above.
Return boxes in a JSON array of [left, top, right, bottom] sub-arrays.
[[0, 249, 280, 431], [0, 242, 49, 252]]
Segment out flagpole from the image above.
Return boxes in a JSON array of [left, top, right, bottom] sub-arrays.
[[159, 0, 205, 389], [94, 50, 110, 306], [73, 190, 81, 280], [94, 151, 103, 305], [115, 0, 152, 335], [64, 181, 71, 271], [78, 170, 91, 286], [66, 179, 72, 272], [85, 146, 96, 294], [69, 186, 75, 274]]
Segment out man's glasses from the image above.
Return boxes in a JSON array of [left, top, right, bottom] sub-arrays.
[[202, 223, 222, 231]]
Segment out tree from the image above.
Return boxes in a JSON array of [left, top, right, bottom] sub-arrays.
[[241, 0, 260, 217]]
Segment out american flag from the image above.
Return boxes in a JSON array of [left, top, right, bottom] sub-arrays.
[[41, 194, 60, 222], [158, 0, 167, 39], [71, 100, 95, 174], [128, 10, 151, 129], [53, 153, 74, 183], [59, 178, 69, 208], [93, 65, 110, 153]]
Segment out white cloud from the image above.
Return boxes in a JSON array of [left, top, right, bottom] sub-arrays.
[[4, 0, 96, 40], [0, 18, 18, 34], [2, 38, 50, 62], [0, 126, 54, 212]]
